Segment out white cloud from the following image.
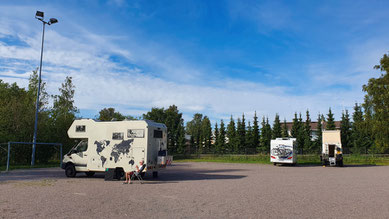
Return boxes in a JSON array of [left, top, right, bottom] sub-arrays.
[[0, 3, 386, 125]]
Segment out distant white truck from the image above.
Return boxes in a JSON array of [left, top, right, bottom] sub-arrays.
[[270, 138, 297, 165], [321, 130, 343, 167], [62, 119, 168, 178]]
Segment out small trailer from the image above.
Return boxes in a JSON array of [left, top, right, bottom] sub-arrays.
[[62, 119, 168, 178], [321, 130, 343, 167], [270, 138, 297, 166]]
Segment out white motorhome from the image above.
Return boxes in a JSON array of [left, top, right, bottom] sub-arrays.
[[270, 138, 297, 165], [321, 130, 343, 167], [62, 119, 168, 178]]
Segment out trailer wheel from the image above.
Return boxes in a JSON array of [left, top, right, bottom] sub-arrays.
[[85, 171, 95, 177], [65, 164, 76, 177], [152, 171, 158, 178]]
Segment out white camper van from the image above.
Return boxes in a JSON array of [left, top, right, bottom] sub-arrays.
[[270, 138, 297, 165], [62, 119, 168, 178], [321, 130, 343, 167]]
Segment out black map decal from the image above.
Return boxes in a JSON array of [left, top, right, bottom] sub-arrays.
[[101, 156, 107, 166], [110, 139, 133, 163], [94, 140, 111, 167], [94, 139, 133, 166], [95, 140, 110, 154]]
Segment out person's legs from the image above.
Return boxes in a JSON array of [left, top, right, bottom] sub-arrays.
[[128, 172, 134, 184], [124, 172, 130, 184]]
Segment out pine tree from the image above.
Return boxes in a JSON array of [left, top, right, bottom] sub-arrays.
[[340, 110, 352, 153], [326, 108, 336, 130], [304, 110, 312, 153], [227, 115, 237, 154], [253, 111, 260, 149], [281, 119, 288, 137], [272, 113, 282, 139]]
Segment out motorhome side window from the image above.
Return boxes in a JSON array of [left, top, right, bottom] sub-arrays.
[[154, 130, 163, 138], [112, 132, 124, 140], [76, 125, 86, 132], [127, 129, 144, 138]]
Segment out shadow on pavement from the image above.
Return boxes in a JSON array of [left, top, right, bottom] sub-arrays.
[[0, 164, 247, 183]]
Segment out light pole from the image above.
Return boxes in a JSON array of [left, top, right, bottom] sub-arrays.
[[31, 11, 58, 166]]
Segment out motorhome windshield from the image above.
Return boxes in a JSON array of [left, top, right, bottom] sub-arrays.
[[68, 140, 88, 154]]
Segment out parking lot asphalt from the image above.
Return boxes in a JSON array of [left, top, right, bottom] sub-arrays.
[[1, 162, 389, 218]]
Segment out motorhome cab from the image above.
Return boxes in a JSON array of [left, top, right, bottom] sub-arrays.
[[62, 119, 168, 178]]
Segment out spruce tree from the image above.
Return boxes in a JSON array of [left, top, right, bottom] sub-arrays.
[[246, 121, 254, 154], [265, 117, 272, 153], [227, 115, 237, 153], [219, 120, 226, 154], [259, 117, 267, 152], [351, 103, 372, 154], [272, 113, 282, 139], [314, 113, 323, 154], [291, 113, 299, 138], [236, 118, 242, 153], [304, 110, 312, 153], [201, 116, 212, 154], [297, 113, 305, 154], [214, 122, 220, 154], [238, 114, 246, 152], [281, 119, 288, 137], [326, 108, 336, 130], [340, 110, 352, 154], [253, 111, 260, 150]]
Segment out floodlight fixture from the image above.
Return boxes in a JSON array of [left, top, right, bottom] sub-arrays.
[[35, 11, 44, 20], [48, 18, 58, 25]]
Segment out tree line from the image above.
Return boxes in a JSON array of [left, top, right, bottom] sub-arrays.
[[0, 69, 77, 164], [1, 53, 388, 165]]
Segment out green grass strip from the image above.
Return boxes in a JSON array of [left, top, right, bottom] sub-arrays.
[[174, 154, 389, 166]]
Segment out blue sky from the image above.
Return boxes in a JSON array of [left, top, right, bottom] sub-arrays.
[[1, 0, 388, 124]]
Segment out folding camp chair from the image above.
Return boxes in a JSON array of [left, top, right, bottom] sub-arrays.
[[130, 164, 146, 184]]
